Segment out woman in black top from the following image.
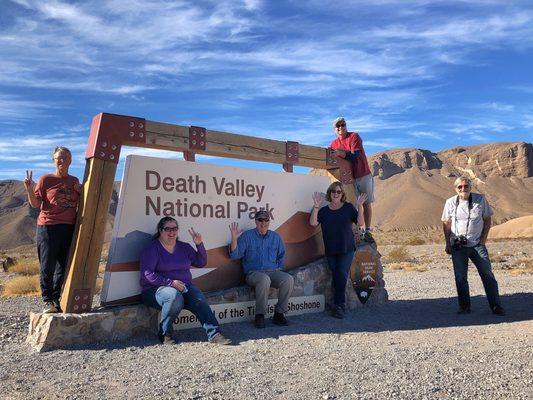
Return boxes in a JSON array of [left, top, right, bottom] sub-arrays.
[[310, 181, 365, 318]]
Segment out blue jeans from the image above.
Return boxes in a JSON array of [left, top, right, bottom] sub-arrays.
[[326, 251, 355, 308], [36, 224, 75, 302], [141, 284, 220, 340], [451, 244, 501, 311]]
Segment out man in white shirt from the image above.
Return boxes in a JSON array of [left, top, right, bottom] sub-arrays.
[[441, 176, 505, 315]]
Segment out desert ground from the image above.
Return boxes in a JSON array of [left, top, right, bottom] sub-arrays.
[[0, 239, 532, 400]]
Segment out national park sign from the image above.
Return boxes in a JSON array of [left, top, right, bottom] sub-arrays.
[[100, 155, 332, 305]]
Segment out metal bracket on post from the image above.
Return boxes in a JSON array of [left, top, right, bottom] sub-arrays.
[[189, 126, 206, 151], [85, 113, 146, 163], [284, 141, 298, 172], [326, 148, 338, 167], [183, 151, 196, 161], [326, 148, 353, 184]]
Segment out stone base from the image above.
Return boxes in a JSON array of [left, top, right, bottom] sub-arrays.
[[27, 247, 388, 352]]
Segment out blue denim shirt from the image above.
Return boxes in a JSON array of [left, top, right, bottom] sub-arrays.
[[229, 229, 285, 274]]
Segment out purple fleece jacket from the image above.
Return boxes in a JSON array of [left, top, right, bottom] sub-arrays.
[[139, 239, 207, 291]]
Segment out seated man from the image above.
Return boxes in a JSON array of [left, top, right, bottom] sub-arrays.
[[228, 210, 294, 328]]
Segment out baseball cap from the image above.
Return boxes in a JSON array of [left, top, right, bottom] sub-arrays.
[[254, 210, 271, 219]]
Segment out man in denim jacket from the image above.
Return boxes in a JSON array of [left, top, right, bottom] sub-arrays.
[[229, 210, 294, 328], [442, 176, 505, 316]]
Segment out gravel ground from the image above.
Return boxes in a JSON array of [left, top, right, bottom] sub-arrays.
[[0, 245, 532, 399]]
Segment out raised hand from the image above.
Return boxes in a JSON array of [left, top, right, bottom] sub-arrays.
[[229, 222, 242, 241], [312, 192, 324, 208], [355, 193, 367, 208], [24, 170, 35, 192], [188, 228, 203, 245]]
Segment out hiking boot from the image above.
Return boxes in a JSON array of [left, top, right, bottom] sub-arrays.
[[272, 312, 288, 326], [53, 299, 63, 313], [457, 308, 471, 315], [331, 305, 344, 319], [43, 301, 59, 313], [363, 230, 375, 244], [492, 305, 506, 316], [254, 314, 266, 329], [210, 333, 232, 345]]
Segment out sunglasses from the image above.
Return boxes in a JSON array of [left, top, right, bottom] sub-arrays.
[[335, 123, 346, 128], [456, 185, 470, 190], [162, 226, 178, 232], [331, 190, 343, 194], [256, 218, 270, 222]]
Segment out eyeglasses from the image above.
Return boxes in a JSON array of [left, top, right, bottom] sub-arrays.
[[331, 190, 343, 194], [456, 185, 470, 190], [335, 123, 346, 128], [162, 226, 178, 232], [256, 218, 270, 222]]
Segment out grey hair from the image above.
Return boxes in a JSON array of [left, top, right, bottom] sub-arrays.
[[454, 176, 472, 187], [52, 146, 72, 158]]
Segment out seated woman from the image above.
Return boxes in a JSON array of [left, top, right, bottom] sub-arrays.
[[309, 182, 365, 319], [140, 216, 232, 345]]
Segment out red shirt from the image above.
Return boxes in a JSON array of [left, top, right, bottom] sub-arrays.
[[330, 131, 371, 178], [35, 174, 80, 225]]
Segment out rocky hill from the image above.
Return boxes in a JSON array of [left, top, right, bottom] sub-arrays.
[[0, 142, 532, 250]]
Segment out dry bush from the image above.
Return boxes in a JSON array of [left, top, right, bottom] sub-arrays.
[[387, 262, 429, 272], [510, 258, 533, 275], [1, 275, 40, 297], [8, 259, 40, 276], [404, 236, 425, 246], [385, 246, 412, 263]]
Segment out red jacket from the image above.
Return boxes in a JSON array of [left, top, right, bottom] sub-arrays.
[[330, 131, 371, 178]]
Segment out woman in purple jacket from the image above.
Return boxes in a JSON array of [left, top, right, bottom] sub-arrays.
[[140, 216, 232, 345]]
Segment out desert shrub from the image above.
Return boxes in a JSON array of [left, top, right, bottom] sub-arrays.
[[386, 246, 412, 263], [510, 258, 533, 275], [386, 262, 429, 272], [1, 275, 40, 296], [404, 236, 425, 246], [8, 259, 40, 276]]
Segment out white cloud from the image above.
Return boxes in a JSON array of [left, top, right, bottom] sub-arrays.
[[409, 131, 444, 140]]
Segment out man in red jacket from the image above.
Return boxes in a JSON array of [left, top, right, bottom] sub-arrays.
[[329, 117, 375, 243]]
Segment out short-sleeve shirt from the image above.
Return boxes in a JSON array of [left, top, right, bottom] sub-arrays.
[[317, 202, 358, 255], [441, 193, 493, 247], [35, 174, 80, 225], [329, 131, 371, 178]]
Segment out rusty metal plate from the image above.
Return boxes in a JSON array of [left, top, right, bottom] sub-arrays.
[[286, 141, 299, 163], [326, 148, 338, 166], [339, 162, 354, 184], [71, 288, 92, 313], [85, 113, 146, 164], [189, 126, 206, 150]]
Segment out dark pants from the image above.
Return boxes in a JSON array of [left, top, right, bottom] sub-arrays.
[[141, 284, 221, 340], [36, 224, 75, 302], [451, 244, 501, 311], [326, 251, 355, 308]]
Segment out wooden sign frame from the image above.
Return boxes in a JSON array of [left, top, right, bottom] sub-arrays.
[[60, 112, 342, 313]]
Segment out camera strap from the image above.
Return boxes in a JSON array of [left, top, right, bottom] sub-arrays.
[[454, 194, 473, 237]]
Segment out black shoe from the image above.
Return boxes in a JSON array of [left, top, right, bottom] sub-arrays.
[[457, 308, 471, 315], [331, 305, 345, 319], [272, 312, 288, 326], [254, 314, 265, 329], [53, 299, 63, 313], [492, 305, 506, 316], [42, 301, 59, 314]]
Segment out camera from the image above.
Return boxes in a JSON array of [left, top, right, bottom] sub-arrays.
[[452, 235, 467, 250]]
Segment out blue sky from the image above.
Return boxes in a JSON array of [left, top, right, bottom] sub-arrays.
[[1, 0, 533, 181]]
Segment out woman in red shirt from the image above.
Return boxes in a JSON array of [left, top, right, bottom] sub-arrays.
[[24, 147, 81, 313]]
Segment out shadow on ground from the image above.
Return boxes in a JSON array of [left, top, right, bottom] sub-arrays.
[[55, 292, 532, 351]]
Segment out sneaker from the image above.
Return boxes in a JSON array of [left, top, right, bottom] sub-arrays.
[[53, 299, 63, 313], [43, 301, 59, 313], [457, 308, 471, 315], [331, 305, 344, 319], [254, 314, 266, 329], [272, 312, 289, 326], [363, 230, 375, 243], [210, 333, 232, 345], [492, 305, 506, 316], [162, 335, 178, 345]]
